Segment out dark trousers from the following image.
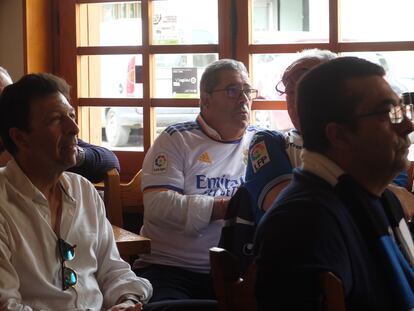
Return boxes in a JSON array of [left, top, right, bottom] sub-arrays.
[[135, 264, 216, 302], [143, 299, 217, 311]]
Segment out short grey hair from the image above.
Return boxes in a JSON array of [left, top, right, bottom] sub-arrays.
[[281, 49, 337, 84], [200, 58, 248, 94], [296, 48, 337, 62]]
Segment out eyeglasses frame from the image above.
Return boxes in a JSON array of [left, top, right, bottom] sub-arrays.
[[209, 86, 258, 100]]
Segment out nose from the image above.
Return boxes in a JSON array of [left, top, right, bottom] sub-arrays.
[[238, 89, 255, 106], [64, 115, 79, 136]]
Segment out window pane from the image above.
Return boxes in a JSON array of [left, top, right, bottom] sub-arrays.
[[253, 110, 293, 131], [80, 106, 143, 151], [252, 0, 329, 44], [340, 0, 414, 42], [152, 0, 218, 45], [79, 2, 142, 47], [341, 51, 414, 95], [103, 107, 143, 150], [153, 53, 218, 98], [252, 53, 300, 100], [79, 55, 142, 98], [154, 107, 200, 138]]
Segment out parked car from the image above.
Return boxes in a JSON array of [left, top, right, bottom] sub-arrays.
[[103, 106, 199, 147]]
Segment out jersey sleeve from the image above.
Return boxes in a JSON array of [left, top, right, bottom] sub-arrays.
[[141, 130, 186, 193], [244, 130, 293, 215]]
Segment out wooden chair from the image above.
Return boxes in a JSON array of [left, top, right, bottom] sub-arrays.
[[209, 247, 257, 311], [407, 161, 414, 192], [101, 168, 150, 260], [209, 247, 346, 311], [319, 271, 347, 311], [103, 168, 144, 228]]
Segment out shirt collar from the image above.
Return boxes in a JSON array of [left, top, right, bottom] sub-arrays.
[[301, 149, 345, 187], [4, 158, 76, 205], [197, 114, 224, 141], [197, 114, 245, 142]]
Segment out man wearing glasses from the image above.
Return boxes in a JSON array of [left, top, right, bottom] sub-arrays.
[[133, 59, 259, 301], [244, 49, 414, 225], [244, 49, 337, 223], [255, 57, 414, 310], [0, 73, 152, 311]]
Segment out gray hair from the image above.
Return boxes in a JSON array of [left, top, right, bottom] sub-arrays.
[[0, 66, 11, 79], [296, 48, 337, 63], [200, 58, 248, 94]]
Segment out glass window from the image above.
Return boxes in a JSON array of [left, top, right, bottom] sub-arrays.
[[252, 0, 329, 44], [252, 110, 293, 131], [154, 107, 200, 138], [101, 106, 144, 150], [341, 51, 414, 95], [252, 53, 302, 100], [153, 53, 218, 98], [339, 0, 414, 42], [79, 55, 142, 98], [79, 2, 142, 46], [152, 0, 218, 45]]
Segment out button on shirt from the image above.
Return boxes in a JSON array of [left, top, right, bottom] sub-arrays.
[[0, 160, 152, 311]]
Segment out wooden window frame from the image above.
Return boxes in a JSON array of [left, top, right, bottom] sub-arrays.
[[57, 0, 233, 180], [235, 0, 414, 112], [56, 0, 414, 179]]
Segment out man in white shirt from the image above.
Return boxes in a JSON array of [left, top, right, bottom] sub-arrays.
[[0, 73, 152, 311], [134, 59, 259, 301], [0, 66, 121, 183]]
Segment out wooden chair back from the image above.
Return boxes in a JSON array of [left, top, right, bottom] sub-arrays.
[[407, 161, 414, 192], [209, 247, 257, 311], [210, 247, 346, 311], [319, 271, 346, 311], [103, 168, 144, 228]]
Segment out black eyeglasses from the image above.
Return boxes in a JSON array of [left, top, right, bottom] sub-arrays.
[[58, 238, 77, 290], [356, 103, 413, 124], [275, 67, 310, 96], [209, 86, 258, 100]]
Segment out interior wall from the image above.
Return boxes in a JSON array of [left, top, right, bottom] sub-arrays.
[[0, 0, 24, 81]]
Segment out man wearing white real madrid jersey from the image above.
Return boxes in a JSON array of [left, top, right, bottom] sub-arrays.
[[133, 59, 259, 302]]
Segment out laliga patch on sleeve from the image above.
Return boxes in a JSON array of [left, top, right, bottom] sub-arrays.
[[250, 141, 270, 173], [153, 153, 168, 174]]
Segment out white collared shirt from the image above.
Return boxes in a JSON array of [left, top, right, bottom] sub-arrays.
[[0, 160, 152, 311]]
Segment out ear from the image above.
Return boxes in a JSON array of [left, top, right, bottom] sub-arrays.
[[325, 122, 353, 151], [8, 127, 30, 152], [200, 91, 211, 110]]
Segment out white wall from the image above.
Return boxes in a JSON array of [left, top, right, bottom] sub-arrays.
[[0, 0, 24, 81]]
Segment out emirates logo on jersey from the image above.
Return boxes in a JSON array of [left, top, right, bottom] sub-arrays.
[[198, 152, 212, 164]]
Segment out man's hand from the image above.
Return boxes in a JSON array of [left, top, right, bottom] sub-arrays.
[[106, 301, 143, 311]]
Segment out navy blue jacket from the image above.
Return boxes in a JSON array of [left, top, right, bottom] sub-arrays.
[[254, 169, 402, 311], [67, 139, 120, 183]]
